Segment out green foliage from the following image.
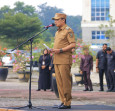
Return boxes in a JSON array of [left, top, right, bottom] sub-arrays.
[[67, 15, 82, 39], [0, 6, 12, 19], [37, 3, 82, 39], [0, 12, 42, 48], [37, 3, 62, 38], [0, 1, 42, 48], [13, 50, 30, 72], [14, 1, 37, 17], [72, 39, 96, 68], [99, 15, 115, 49], [37, 3, 63, 26], [0, 46, 7, 66], [32, 53, 41, 61], [23, 37, 54, 61]]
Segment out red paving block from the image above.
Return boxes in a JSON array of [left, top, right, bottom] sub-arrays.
[[0, 109, 23, 111]]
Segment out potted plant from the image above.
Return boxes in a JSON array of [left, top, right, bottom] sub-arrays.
[[0, 46, 8, 81], [13, 50, 30, 82]]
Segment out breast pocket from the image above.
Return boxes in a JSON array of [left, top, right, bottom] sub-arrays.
[[59, 34, 67, 40], [100, 54, 103, 57]]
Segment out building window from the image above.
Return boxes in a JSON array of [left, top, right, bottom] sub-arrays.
[[92, 31, 109, 39], [92, 43, 110, 47], [91, 0, 110, 21]]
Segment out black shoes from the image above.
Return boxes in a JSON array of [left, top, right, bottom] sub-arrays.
[[99, 89, 104, 91], [53, 103, 64, 108], [83, 89, 93, 91], [53, 103, 71, 109], [107, 89, 112, 92], [36, 89, 46, 91], [50, 89, 53, 91], [58, 104, 71, 109], [83, 88, 89, 91], [89, 89, 93, 91], [107, 88, 115, 92], [112, 90, 115, 92], [36, 89, 40, 91]]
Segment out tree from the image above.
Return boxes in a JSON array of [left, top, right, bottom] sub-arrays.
[[37, 3, 82, 39], [0, 1, 37, 18], [37, 3, 63, 26], [14, 1, 37, 17], [0, 6, 12, 19], [0, 12, 42, 48], [37, 3, 62, 38], [99, 15, 115, 49], [67, 15, 82, 39], [0, 2, 42, 48]]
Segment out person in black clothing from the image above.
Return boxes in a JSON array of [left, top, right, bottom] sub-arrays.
[[106, 47, 115, 92], [49, 53, 55, 91], [96, 44, 110, 91], [36, 49, 51, 91]]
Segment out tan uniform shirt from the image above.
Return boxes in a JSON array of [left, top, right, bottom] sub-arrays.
[[53, 24, 76, 65]]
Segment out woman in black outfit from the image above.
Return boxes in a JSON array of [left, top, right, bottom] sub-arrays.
[[37, 49, 51, 91]]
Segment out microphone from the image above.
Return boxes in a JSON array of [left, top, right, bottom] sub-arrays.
[[44, 23, 55, 28]]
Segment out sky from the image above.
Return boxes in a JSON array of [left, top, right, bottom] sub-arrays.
[[0, 0, 82, 16]]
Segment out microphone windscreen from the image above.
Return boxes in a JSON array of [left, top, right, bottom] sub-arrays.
[[52, 23, 55, 26]]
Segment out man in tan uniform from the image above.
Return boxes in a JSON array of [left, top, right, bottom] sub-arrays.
[[52, 13, 76, 109]]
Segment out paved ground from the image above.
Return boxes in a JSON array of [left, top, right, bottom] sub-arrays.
[[0, 68, 115, 111]]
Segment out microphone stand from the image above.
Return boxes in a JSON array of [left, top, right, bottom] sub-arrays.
[[11, 27, 50, 110]]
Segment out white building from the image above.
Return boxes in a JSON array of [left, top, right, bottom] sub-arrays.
[[81, 0, 115, 48]]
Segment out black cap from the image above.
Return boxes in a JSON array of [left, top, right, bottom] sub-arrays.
[[106, 47, 111, 51]]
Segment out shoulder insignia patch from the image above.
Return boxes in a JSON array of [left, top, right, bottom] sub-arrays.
[[68, 32, 73, 38], [66, 26, 70, 30]]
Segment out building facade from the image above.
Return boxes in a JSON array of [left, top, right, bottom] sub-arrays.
[[81, 0, 115, 48]]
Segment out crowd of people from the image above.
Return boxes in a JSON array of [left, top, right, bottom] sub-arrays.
[[80, 44, 115, 92], [96, 44, 115, 92], [36, 44, 115, 93]]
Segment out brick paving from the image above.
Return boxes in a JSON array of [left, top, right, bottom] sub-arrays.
[[0, 68, 115, 111]]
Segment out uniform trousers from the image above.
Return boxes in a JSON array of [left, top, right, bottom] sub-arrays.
[[99, 69, 110, 89], [54, 64, 72, 106], [108, 69, 115, 90]]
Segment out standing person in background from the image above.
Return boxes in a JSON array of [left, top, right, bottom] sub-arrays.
[[80, 49, 93, 91], [106, 47, 115, 92], [36, 49, 51, 91], [96, 44, 110, 91], [52, 13, 76, 109]]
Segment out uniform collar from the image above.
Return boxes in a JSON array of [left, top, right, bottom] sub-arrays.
[[57, 24, 67, 31]]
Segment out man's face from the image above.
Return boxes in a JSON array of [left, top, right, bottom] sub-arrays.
[[54, 18, 65, 27], [106, 51, 110, 54], [103, 45, 107, 51], [107, 50, 112, 54], [84, 50, 89, 55]]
